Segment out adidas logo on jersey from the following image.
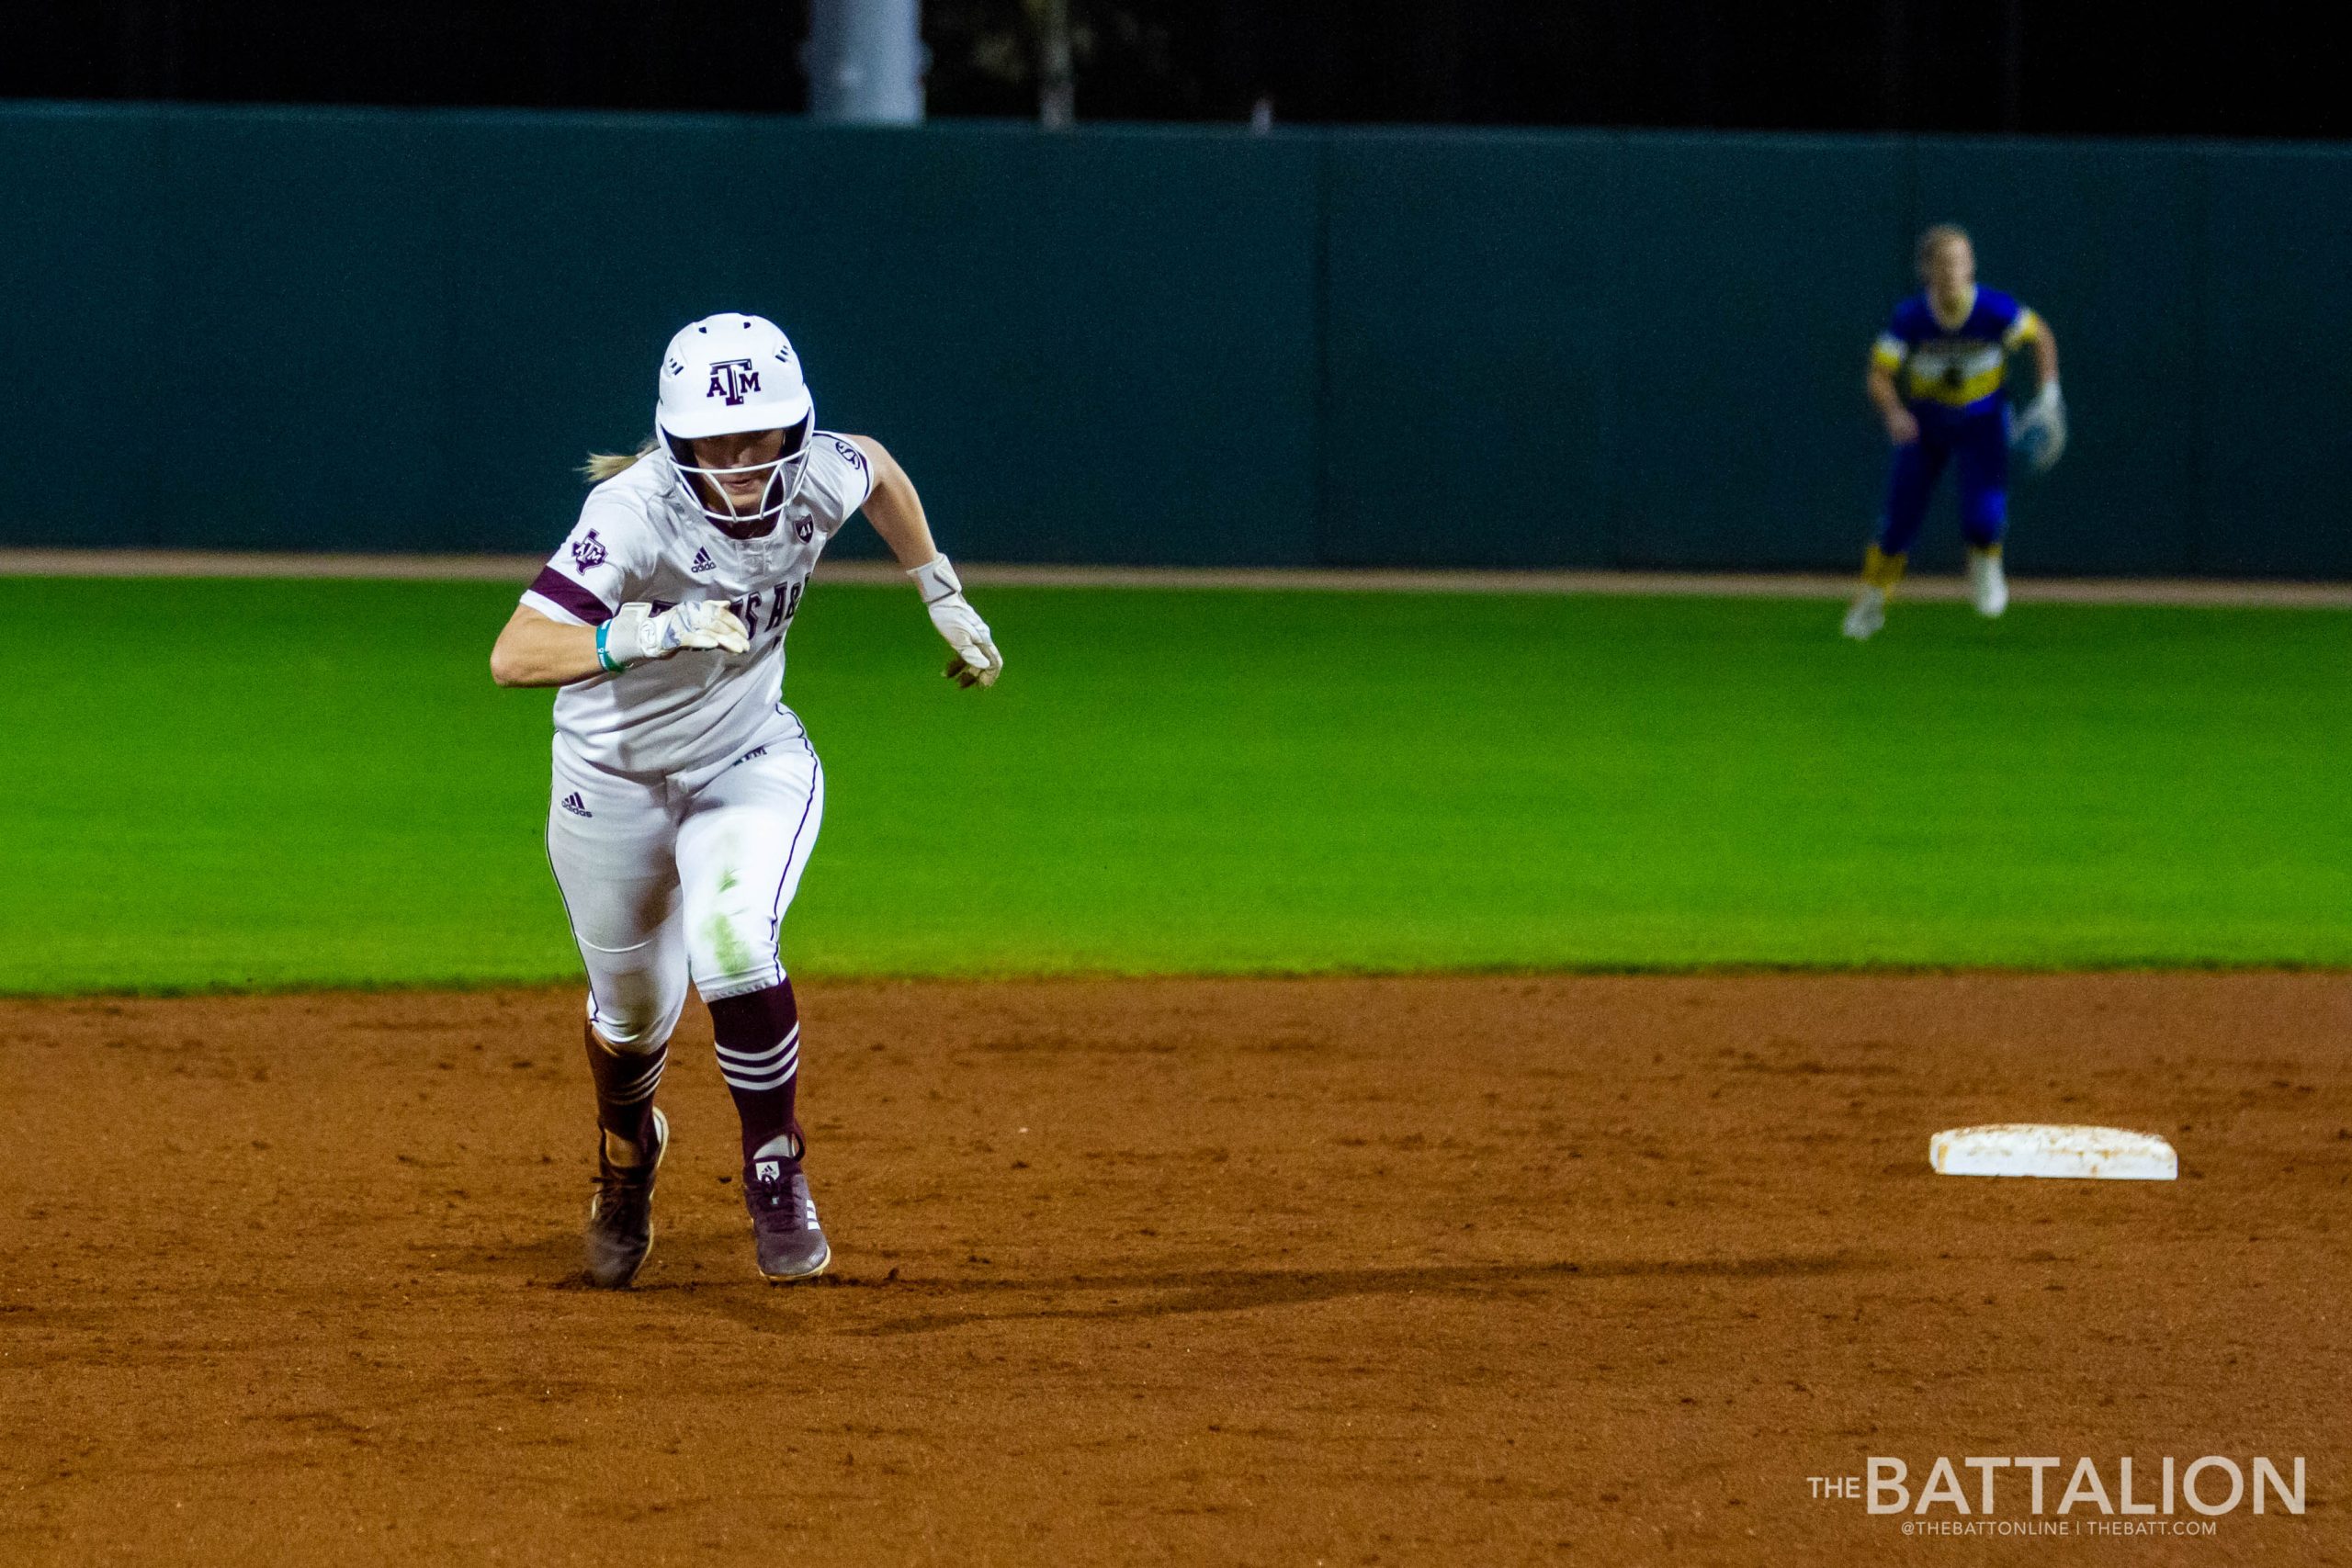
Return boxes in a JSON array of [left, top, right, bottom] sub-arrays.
[[689, 547, 715, 574], [560, 793, 593, 818]]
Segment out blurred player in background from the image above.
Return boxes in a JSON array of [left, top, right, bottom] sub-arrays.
[[1845, 224, 2064, 640], [490, 312, 1002, 1288]]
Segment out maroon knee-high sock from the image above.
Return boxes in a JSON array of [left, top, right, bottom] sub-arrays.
[[707, 981, 803, 1165], [582, 1021, 664, 1153]]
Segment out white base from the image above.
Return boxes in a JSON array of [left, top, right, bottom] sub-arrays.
[[1930, 1123, 2177, 1181]]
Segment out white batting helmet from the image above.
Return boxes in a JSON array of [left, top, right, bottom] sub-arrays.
[[655, 313, 816, 533]]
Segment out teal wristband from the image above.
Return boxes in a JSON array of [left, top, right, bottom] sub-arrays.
[[595, 623, 624, 673]]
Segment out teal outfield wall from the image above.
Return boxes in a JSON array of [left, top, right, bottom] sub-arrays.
[[4, 104, 2347, 577]]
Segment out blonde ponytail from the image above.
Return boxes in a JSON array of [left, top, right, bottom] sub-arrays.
[[582, 436, 659, 484]]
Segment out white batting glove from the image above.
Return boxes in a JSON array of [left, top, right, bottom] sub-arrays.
[[908, 555, 1002, 689], [599, 601, 752, 671]]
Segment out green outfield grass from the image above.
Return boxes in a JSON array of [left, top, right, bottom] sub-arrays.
[[1, 576, 2345, 993]]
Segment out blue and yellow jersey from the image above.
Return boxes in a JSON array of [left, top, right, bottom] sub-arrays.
[[1871, 287, 2043, 419]]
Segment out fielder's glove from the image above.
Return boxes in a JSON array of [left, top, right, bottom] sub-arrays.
[[2012, 381, 2067, 474], [598, 600, 752, 671], [909, 554, 1002, 688]]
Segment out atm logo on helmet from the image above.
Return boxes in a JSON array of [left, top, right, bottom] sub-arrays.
[[707, 358, 762, 405]]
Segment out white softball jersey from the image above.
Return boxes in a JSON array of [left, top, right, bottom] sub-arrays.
[[521, 434, 876, 788], [527, 434, 872, 1033]]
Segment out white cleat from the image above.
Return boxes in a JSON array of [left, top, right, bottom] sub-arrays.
[[1968, 550, 2008, 617], [1842, 587, 1886, 641]]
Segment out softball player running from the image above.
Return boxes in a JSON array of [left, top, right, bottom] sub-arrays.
[[490, 312, 1001, 1288], [1845, 224, 2064, 640]]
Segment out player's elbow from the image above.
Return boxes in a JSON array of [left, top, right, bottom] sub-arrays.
[[489, 636, 530, 688]]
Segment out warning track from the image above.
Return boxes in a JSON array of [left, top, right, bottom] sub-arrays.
[[3, 548, 2346, 608]]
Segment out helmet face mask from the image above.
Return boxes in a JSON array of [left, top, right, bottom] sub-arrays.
[[653, 313, 817, 537], [662, 412, 812, 536]]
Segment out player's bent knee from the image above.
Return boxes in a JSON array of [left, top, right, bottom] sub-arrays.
[[695, 968, 790, 1006], [697, 963, 787, 1005], [689, 906, 785, 1003], [589, 1004, 685, 1053], [585, 982, 688, 1054], [695, 933, 786, 1003]]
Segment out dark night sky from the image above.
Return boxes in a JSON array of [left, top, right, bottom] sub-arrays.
[[6, 1, 2347, 141]]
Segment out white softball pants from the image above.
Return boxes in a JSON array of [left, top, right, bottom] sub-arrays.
[[545, 732, 824, 1053]]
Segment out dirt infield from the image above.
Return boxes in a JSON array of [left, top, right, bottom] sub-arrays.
[[3, 975, 2346, 1565]]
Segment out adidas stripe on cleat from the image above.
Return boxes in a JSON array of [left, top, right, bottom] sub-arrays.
[[744, 1153, 831, 1281]]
